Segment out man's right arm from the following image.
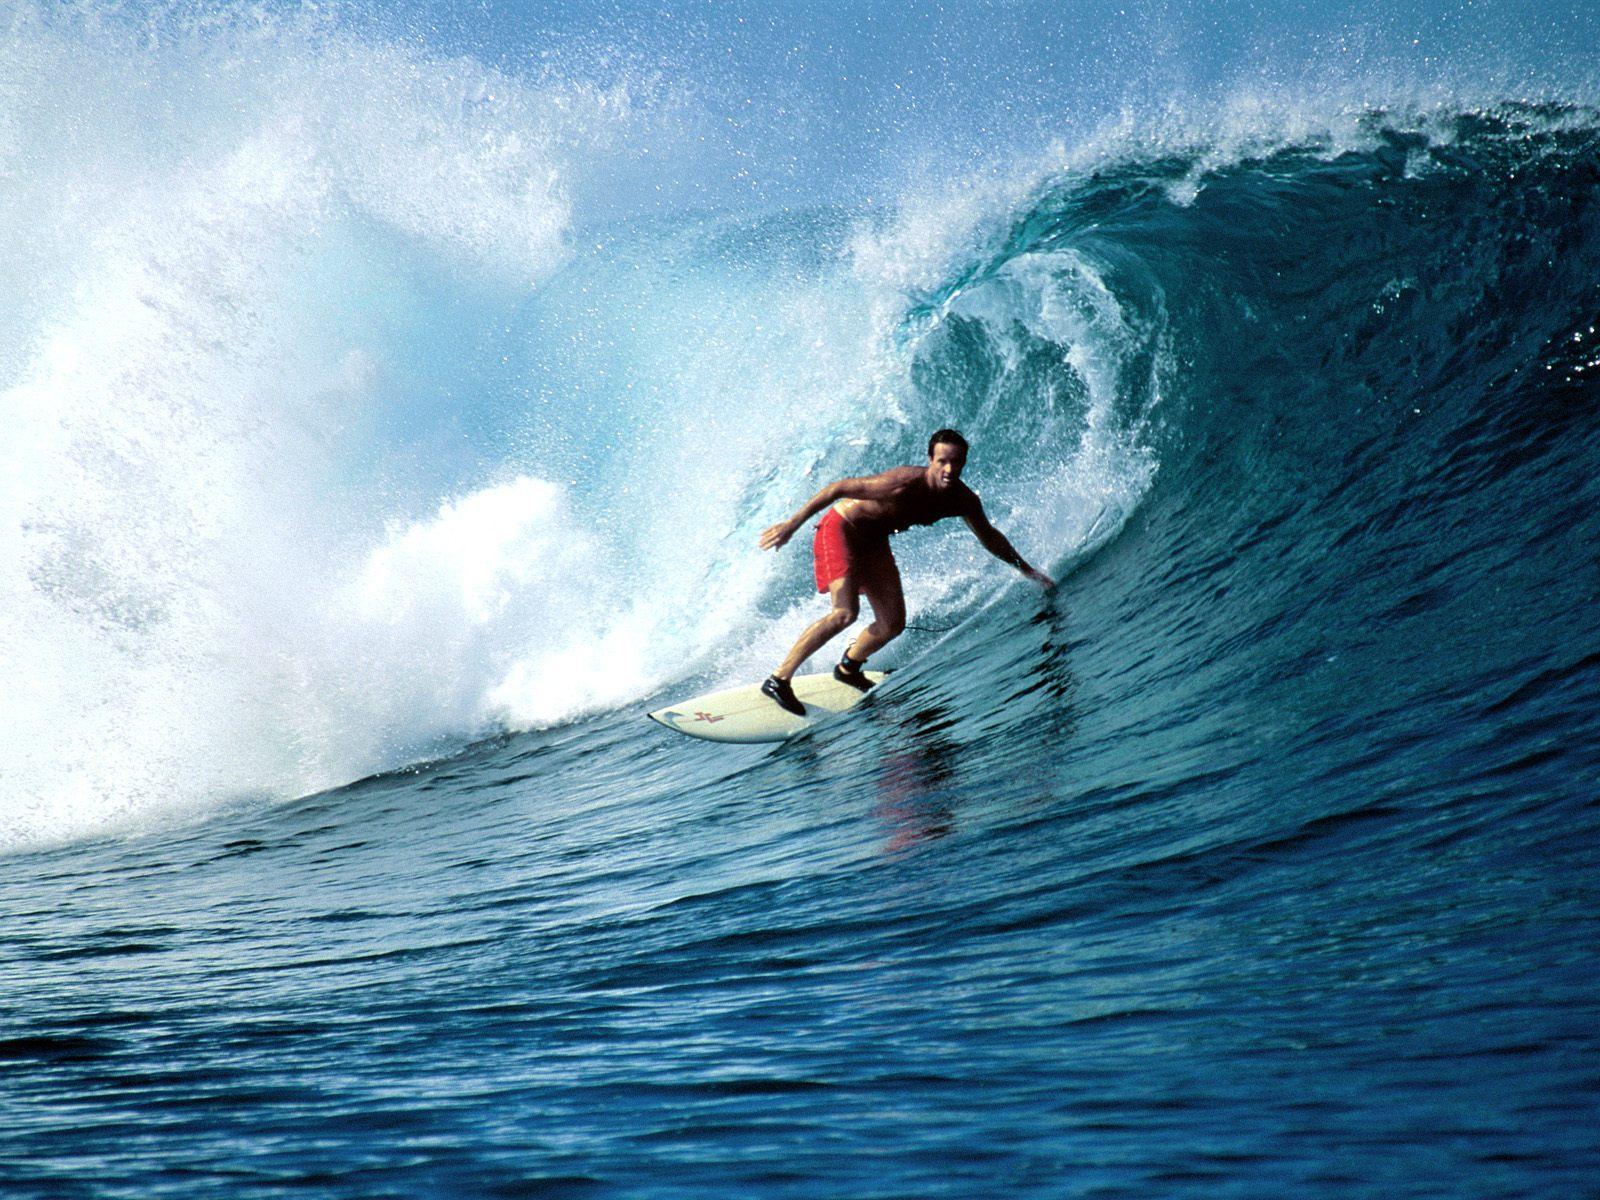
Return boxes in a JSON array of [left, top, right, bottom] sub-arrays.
[[758, 469, 912, 551]]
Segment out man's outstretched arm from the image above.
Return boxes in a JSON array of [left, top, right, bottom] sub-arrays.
[[758, 470, 914, 551], [963, 503, 1055, 588]]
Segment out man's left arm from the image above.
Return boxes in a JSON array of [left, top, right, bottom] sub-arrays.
[[963, 498, 1055, 589]]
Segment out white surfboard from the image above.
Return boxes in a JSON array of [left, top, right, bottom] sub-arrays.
[[647, 670, 887, 743]]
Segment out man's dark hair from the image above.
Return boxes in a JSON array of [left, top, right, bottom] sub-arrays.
[[928, 428, 969, 459]]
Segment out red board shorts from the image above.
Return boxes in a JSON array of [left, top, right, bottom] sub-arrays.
[[812, 508, 892, 592]]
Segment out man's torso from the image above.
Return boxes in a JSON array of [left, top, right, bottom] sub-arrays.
[[835, 467, 975, 537]]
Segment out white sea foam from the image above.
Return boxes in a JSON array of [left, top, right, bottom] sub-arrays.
[[0, 7, 695, 847]]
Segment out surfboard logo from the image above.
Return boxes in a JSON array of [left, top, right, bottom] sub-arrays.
[[692, 711, 724, 723]]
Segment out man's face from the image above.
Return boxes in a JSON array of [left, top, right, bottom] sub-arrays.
[[927, 442, 966, 490]]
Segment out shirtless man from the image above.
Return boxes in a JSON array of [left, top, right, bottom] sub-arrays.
[[756, 428, 1054, 715]]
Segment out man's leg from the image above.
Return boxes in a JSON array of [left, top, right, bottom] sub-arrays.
[[774, 575, 859, 681], [846, 554, 906, 664]]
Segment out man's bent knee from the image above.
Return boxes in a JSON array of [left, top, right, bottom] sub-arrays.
[[869, 615, 905, 640], [826, 606, 857, 633]]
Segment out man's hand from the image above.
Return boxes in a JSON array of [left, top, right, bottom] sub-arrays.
[[759, 520, 797, 551]]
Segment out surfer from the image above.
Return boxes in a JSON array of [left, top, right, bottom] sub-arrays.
[[756, 429, 1054, 715]]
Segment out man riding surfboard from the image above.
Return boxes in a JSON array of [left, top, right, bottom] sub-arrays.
[[757, 429, 1054, 715]]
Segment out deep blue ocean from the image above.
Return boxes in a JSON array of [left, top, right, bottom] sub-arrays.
[[4, 4, 1600, 1196]]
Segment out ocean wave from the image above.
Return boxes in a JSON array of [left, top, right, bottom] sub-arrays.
[[3, 3, 1596, 848]]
